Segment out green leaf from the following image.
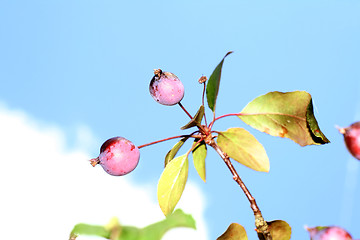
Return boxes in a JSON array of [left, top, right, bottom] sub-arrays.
[[239, 91, 330, 146], [105, 217, 122, 240], [206, 51, 233, 112], [217, 223, 248, 240], [181, 105, 205, 130], [306, 100, 330, 144], [141, 209, 196, 240], [117, 227, 140, 240], [70, 223, 110, 239], [267, 220, 292, 240], [70, 220, 141, 240], [192, 140, 207, 182], [69, 209, 196, 240], [217, 127, 269, 172], [165, 137, 189, 167], [157, 154, 189, 216]]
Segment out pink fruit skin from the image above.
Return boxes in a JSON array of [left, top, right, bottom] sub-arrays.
[[308, 226, 352, 240], [149, 71, 184, 106], [343, 122, 360, 160], [98, 137, 140, 176]]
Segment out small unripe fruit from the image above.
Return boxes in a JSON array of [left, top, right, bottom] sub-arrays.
[[306, 226, 352, 240], [149, 69, 184, 106], [90, 137, 140, 176], [338, 122, 360, 160]]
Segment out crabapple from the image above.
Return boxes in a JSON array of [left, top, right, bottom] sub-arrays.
[[306, 226, 352, 240], [149, 69, 184, 106], [338, 121, 360, 160], [90, 137, 140, 176]]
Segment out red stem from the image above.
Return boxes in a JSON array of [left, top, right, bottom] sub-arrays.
[[184, 137, 205, 157], [214, 113, 242, 122], [208, 111, 217, 130], [137, 132, 199, 149], [178, 102, 193, 119]]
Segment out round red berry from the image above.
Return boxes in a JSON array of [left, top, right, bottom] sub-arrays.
[[149, 69, 184, 106], [91, 137, 140, 176], [339, 122, 360, 160]]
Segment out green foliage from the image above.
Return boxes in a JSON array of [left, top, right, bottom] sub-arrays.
[[157, 154, 189, 216], [239, 91, 330, 146], [70, 223, 110, 239], [69, 209, 196, 240], [217, 128, 269, 172], [206, 51, 233, 112], [306, 100, 330, 144], [164, 137, 189, 167], [141, 209, 196, 240], [192, 140, 207, 182], [181, 105, 205, 130]]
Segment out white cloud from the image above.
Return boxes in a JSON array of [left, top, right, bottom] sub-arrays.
[[0, 103, 207, 240]]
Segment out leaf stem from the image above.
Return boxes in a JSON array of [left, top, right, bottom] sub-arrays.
[[192, 137, 205, 152], [214, 113, 243, 122], [209, 111, 216, 131], [208, 140, 272, 240], [178, 102, 193, 119], [201, 82, 208, 126], [137, 132, 200, 149]]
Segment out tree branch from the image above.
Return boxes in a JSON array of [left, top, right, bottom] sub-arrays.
[[209, 140, 272, 240]]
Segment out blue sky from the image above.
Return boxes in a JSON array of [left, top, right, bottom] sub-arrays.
[[1, 1, 360, 239]]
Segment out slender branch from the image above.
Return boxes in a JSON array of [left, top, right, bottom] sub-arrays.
[[209, 141, 259, 212], [178, 102, 193, 119], [208, 140, 272, 240], [137, 132, 200, 149]]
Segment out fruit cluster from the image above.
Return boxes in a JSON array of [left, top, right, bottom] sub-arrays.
[[91, 69, 184, 176]]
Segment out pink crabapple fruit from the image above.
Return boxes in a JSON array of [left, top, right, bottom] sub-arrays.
[[338, 121, 360, 160], [149, 69, 185, 106], [90, 137, 140, 176], [306, 226, 352, 240]]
